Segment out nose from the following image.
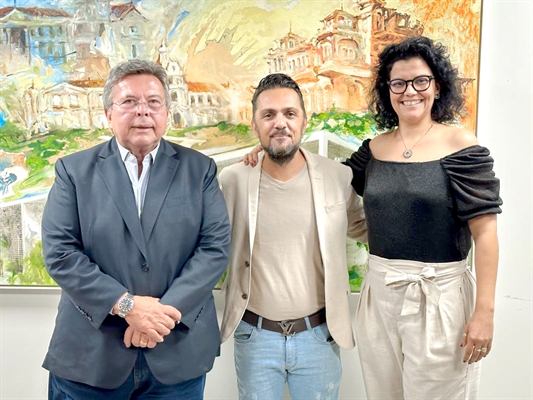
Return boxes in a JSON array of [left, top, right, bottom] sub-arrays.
[[404, 81, 417, 95], [273, 113, 287, 129], [135, 101, 150, 115]]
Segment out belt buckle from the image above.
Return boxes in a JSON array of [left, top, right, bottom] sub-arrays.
[[278, 320, 296, 336]]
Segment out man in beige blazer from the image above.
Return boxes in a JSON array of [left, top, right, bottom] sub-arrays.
[[219, 73, 367, 400]]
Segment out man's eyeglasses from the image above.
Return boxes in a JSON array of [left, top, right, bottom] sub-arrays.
[[113, 98, 167, 112], [387, 75, 435, 94]]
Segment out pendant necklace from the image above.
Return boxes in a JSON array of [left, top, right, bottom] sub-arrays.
[[398, 123, 434, 158]]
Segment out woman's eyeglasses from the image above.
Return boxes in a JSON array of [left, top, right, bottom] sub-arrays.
[[387, 75, 435, 94]]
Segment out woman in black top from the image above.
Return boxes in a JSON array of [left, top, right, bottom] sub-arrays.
[[344, 36, 501, 399]]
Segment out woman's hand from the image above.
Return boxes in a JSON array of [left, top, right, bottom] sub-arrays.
[[461, 308, 494, 363], [462, 214, 498, 364], [240, 145, 263, 167]]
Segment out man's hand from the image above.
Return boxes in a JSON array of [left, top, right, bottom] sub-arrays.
[[124, 296, 181, 343], [124, 326, 158, 349]]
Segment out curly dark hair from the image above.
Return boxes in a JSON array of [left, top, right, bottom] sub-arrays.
[[251, 73, 306, 119], [368, 36, 465, 130]]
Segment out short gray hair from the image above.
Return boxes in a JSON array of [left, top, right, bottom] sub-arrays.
[[102, 59, 171, 110]]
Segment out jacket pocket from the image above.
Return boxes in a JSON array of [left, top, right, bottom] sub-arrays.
[[325, 201, 345, 213], [166, 194, 200, 208]]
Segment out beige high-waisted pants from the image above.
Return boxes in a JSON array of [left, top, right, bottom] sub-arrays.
[[355, 255, 481, 400]]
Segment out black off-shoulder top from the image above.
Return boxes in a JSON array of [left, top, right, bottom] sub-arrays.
[[344, 139, 503, 262]]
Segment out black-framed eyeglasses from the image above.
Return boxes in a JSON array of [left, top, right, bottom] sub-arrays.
[[113, 98, 167, 113], [387, 75, 435, 94]]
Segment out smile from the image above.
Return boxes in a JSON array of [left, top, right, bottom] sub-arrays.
[[401, 100, 423, 106]]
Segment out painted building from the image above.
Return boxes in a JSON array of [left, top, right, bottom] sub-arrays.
[[0, 6, 72, 68], [1, 1, 441, 134], [266, 1, 423, 114], [62, 0, 111, 60]]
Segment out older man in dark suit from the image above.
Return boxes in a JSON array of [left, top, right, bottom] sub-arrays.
[[42, 59, 230, 399]]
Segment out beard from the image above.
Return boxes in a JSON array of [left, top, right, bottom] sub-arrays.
[[263, 129, 301, 166]]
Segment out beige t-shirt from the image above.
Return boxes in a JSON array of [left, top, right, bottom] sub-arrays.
[[247, 164, 325, 321]]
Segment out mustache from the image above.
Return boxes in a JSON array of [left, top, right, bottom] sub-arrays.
[[269, 129, 290, 137]]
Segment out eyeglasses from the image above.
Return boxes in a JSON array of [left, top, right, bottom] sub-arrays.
[[387, 75, 435, 94], [113, 98, 167, 112]]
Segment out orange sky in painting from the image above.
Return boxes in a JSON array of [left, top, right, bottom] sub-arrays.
[[170, 0, 481, 81], [398, 0, 481, 72], [169, 0, 481, 130]]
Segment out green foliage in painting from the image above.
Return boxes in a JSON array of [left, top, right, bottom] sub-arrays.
[[0, 109, 371, 287], [6, 241, 56, 286], [348, 241, 369, 292], [167, 122, 253, 139], [307, 109, 376, 139], [0, 121, 27, 150], [215, 121, 250, 136], [348, 267, 364, 292], [235, 123, 251, 137]]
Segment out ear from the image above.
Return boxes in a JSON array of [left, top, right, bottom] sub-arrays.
[[105, 108, 113, 125], [251, 119, 259, 138], [435, 81, 441, 97]]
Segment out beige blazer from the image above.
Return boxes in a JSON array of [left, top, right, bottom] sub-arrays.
[[219, 148, 367, 349]]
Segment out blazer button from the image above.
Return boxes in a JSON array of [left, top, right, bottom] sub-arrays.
[[241, 293, 248, 300], [244, 261, 250, 267], [141, 263, 149, 272]]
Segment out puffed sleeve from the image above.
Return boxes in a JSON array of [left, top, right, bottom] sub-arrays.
[[441, 145, 502, 221], [343, 138, 372, 196]]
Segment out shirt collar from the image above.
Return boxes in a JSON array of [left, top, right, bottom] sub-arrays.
[[116, 140, 160, 163]]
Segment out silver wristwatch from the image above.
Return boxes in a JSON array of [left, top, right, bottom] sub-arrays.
[[117, 293, 134, 318]]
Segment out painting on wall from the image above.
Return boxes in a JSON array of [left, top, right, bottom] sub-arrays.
[[0, 0, 482, 287]]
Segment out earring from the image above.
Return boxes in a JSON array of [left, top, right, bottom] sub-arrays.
[[435, 93, 440, 99]]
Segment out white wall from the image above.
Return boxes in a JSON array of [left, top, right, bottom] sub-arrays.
[[1, 1, 531, 398], [473, 1, 533, 398]]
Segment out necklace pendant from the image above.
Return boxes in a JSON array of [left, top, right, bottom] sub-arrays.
[[403, 149, 412, 158]]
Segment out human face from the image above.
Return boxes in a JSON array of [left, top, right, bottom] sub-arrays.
[[105, 74, 168, 156], [388, 57, 440, 125], [252, 87, 307, 165]]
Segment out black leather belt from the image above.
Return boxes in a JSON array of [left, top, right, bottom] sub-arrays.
[[242, 308, 326, 336]]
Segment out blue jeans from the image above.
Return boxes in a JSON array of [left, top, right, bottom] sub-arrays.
[[234, 318, 341, 400], [48, 350, 205, 399]]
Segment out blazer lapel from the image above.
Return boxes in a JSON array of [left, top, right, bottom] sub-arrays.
[[140, 139, 179, 241], [302, 149, 326, 258], [247, 152, 264, 256], [96, 138, 148, 258]]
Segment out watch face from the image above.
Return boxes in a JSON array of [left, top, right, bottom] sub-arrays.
[[120, 297, 133, 311], [118, 295, 134, 317]]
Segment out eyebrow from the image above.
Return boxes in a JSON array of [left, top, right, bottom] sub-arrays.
[[260, 107, 300, 114], [389, 74, 432, 80], [117, 93, 164, 100]]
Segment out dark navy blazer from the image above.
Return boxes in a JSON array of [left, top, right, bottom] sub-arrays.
[[42, 137, 230, 389]]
